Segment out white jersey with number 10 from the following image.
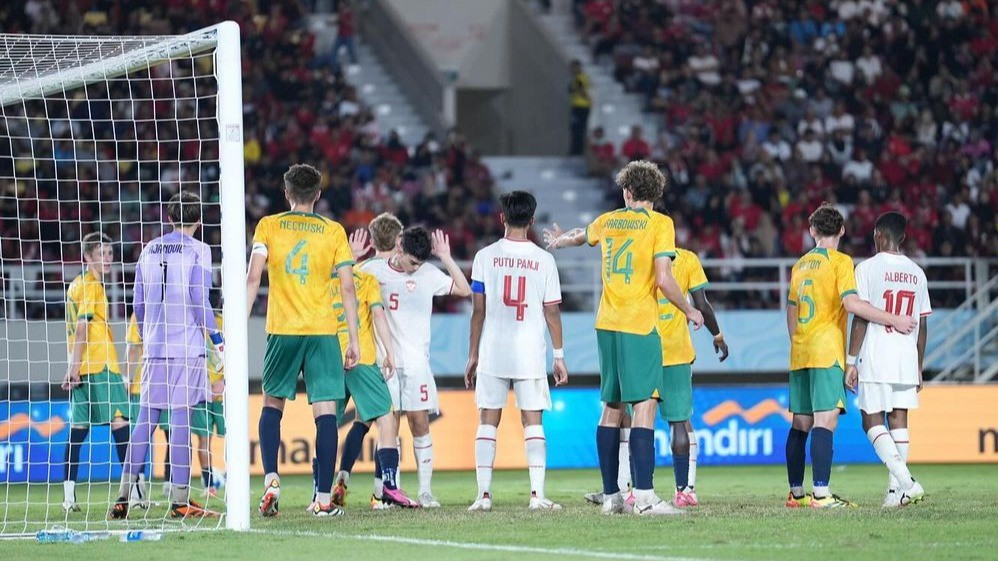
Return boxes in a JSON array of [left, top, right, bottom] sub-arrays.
[[854, 252, 932, 385], [471, 238, 562, 380]]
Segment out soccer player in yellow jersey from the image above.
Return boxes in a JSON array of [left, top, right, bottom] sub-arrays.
[[545, 161, 704, 516], [784, 204, 915, 509], [656, 247, 728, 508], [61, 232, 132, 513], [246, 164, 361, 518]]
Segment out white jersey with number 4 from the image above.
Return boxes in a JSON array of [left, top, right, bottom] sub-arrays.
[[360, 258, 453, 370], [855, 252, 932, 384], [471, 238, 562, 379]]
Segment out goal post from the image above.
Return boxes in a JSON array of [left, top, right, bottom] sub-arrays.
[[0, 21, 248, 536]]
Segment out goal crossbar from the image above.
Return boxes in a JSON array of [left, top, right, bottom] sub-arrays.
[[0, 25, 222, 107]]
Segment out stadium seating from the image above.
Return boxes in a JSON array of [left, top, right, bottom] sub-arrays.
[[573, 0, 997, 260], [0, 1, 499, 314]]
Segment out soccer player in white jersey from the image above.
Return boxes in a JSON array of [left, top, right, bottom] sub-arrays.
[[846, 212, 929, 507], [360, 226, 472, 507], [464, 191, 569, 512]]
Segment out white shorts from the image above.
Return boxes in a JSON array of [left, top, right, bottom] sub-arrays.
[[387, 364, 439, 413], [475, 373, 551, 411], [857, 382, 919, 414]]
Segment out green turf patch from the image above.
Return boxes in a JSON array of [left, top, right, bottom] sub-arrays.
[[5, 464, 997, 561]]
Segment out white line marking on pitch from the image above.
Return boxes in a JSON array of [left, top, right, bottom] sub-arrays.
[[251, 528, 730, 561]]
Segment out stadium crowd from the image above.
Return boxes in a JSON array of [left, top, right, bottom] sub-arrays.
[[577, 0, 998, 265], [0, 0, 498, 317]]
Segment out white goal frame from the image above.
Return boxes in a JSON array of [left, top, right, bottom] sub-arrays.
[[0, 21, 249, 532]]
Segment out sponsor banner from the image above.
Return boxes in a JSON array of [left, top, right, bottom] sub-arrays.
[[4, 385, 995, 482]]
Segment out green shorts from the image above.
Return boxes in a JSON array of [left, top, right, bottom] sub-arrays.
[[191, 400, 226, 437], [129, 395, 170, 431], [596, 329, 664, 404], [336, 364, 392, 422], [659, 363, 693, 422], [70, 370, 130, 426], [262, 334, 345, 404], [789, 366, 847, 415]]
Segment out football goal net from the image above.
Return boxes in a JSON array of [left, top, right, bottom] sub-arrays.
[[0, 21, 249, 537]]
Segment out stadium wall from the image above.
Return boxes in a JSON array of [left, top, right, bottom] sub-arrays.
[[0, 311, 973, 384], [3, 385, 996, 482]]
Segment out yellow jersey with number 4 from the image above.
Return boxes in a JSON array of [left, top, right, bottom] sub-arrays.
[[252, 211, 354, 335], [788, 247, 857, 370], [586, 207, 677, 335], [333, 271, 383, 366], [66, 270, 120, 376], [658, 248, 709, 366]]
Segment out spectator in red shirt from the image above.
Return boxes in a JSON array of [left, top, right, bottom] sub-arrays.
[[621, 125, 651, 161], [586, 126, 616, 177]]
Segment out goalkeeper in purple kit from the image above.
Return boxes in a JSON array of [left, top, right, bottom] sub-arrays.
[[110, 191, 224, 520]]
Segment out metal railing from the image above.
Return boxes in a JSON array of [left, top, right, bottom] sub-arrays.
[[1, 257, 994, 319], [925, 271, 998, 382]]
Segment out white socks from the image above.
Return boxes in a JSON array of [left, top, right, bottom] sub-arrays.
[[413, 434, 434, 495], [688, 432, 698, 488], [524, 425, 547, 498], [868, 426, 913, 489], [617, 428, 631, 492], [889, 428, 911, 490], [64, 480, 76, 504], [475, 424, 498, 497], [336, 470, 350, 486]]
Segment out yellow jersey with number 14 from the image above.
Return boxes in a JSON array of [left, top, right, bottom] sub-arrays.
[[586, 207, 677, 335], [333, 271, 383, 366], [252, 211, 354, 336], [788, 247, 857, 370], [658, 248, 709, 366]]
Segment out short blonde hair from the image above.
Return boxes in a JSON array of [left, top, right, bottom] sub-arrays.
[[368, 213, 403, 251]]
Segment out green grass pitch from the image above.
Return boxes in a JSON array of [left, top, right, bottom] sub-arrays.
[[5, 464, 997, 561]]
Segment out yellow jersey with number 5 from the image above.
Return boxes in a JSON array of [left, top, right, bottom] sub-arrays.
[[252, 211, 354, 335], [333, 271, 383, 365], [788, 247, 857, 370], [658, 248, 709, 366], [586, 207, 677, 335]]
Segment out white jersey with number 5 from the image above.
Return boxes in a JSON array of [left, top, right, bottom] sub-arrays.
[[471, 238, 562, 379], [360, 258, 453, 370], [855, 252, 931, 384]]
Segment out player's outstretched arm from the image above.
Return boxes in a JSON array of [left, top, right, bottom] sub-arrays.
[[656, 257, 704, 329], [842, 293, 916, 334], [465, 293, 486, 388], [692, 290, 728, 361], [845, 316, 868, 392], [543, 302, 569, 386], [371, 306, 397, 381], [245, 252, 266, 317], [431, 230, 472, 297], [917, 316, 928, 391], [338, 265, 361, 370], [542, 223, 587, 250]]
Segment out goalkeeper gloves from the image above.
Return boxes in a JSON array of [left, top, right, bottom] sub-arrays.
[[209, 332, 225, 372]]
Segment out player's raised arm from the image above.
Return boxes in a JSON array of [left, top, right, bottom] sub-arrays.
[[431, 229, 472, 297], [542, 223, 587, 250], [691, 290, 727, 361], [465, 292, 485, 388], [349, 229, 372, 261]]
